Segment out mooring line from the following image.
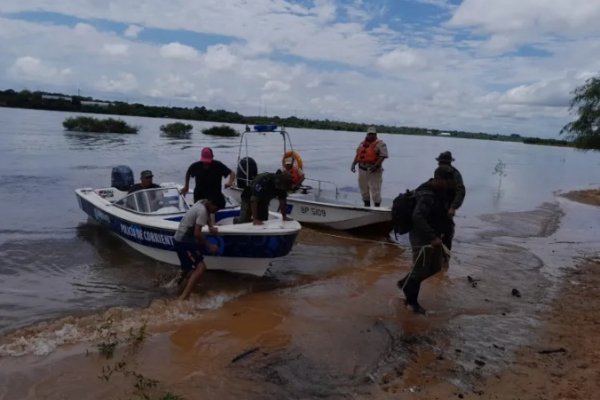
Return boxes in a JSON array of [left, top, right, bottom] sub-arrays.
[[314, 231, 452, 256], [314, 231, 403, 247]]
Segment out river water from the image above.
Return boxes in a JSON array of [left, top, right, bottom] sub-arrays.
[[0, 107, 599, 399]]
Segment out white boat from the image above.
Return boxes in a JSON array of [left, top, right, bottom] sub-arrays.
[[224, 125, 392, 231], [75, 184, 301, 276]]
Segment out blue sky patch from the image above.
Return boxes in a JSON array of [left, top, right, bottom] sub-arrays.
[[5, 11, 127, 33], [137, 27, 236, 51]]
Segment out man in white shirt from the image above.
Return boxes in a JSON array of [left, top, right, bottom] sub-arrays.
[[174, 196, 224, 300]]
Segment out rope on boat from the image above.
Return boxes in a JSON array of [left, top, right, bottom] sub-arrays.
[[314, 231, 452, 254], [314, 231, 404, 247]]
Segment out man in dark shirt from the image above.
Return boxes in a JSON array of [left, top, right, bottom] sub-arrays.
[[236, 171, 293, 225], [397, 166, 455, 314], [436, 151, 465, 218], [181, 147, 235, 204], [128, 170, 161, 193], [436, 151, 466, 268]]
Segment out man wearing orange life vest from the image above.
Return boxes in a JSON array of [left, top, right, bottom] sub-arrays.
[[350, 126, 388, 207], [283, 157, 305, 190]]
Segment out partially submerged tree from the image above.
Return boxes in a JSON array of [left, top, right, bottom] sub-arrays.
[[201, 125, 239, 137], [561, 76, 600, 150], [160, 122, 193, 137], [63, 116, 138, 133]]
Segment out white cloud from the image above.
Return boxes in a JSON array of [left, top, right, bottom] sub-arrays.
[[96, 72, 138, 92], [499, 79, 574, 107], [311, 0, 337, 23], [124, 24, 143, 38], [9, 56, 72, 83], [376, 47, 424, 69], [263, 80, 291, 92], [102, 43, 129, 56], [448, 0, 600, 51], [159, 42, 199, 60], [149, 73, 196, 99], [0, 1, 598, 137], [73, 22, 96, 35], [204, 44, 237, 71]]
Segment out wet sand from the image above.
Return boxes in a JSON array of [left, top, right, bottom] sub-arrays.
[[561, 188, 600, 207], [1, 193, 600, 399]]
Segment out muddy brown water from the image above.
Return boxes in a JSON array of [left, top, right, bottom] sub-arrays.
[[3, 199, 599, 399], [1, 108, 600, 398]]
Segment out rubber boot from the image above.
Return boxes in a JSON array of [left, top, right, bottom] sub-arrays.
[[363, 200, 370, 207], [374, 202, 380, 207]]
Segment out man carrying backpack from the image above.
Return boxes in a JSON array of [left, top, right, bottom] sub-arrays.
[[436, 151, 465, 268], [397, 166, 455, 314]]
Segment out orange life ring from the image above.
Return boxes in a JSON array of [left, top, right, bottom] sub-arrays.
[[282, 150, 303, 170]]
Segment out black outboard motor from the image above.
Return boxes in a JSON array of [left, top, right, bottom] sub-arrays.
[[236, 157, 257, 189], [111, 165, 134, 191]]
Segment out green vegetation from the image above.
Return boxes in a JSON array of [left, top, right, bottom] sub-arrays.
[[97, 337, 118, 359], [92, 321, 183, 399], [63, 116, 138, 133], [160, 122, 193, 137], [0, 88, 575, 147], [522, 137, 571, 147], [201, 124, 239, 137], [561, 76, 600, 150]]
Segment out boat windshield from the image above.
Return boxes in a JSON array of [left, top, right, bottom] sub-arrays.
[[114, 187, 189, 215]]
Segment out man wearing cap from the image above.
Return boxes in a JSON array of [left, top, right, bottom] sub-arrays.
[[182, 147, 236, 204], [283, 157, 305, 190], [128, 170, 161, 193], [351, 126, 388, 207], [235, 171, 293, 225], [396, 165, 455, 314], [435, 151, 465, 263]]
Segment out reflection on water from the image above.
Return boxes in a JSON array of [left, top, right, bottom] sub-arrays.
[[159, 132, 193, 140], [64, 131, 127, 150]]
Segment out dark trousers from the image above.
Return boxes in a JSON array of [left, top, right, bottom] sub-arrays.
[[234, 198, 270, 224], [400, 231, 444, 305], [441, 221, 455, 251]]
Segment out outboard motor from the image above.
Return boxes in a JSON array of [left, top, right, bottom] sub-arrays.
[[236, 157, 257, 189], [111, 165, 134, 191]]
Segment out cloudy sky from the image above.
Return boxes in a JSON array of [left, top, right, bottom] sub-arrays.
[[1, 0, 599, 137]]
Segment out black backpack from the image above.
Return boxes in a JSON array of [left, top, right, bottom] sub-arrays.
[[392, 189, 416, 235]]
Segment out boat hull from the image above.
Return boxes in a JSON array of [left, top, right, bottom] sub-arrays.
[[225, 187, 392, 230], [76, 189, 300, 276]]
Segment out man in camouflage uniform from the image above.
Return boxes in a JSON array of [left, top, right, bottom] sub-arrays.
[[436, 151, 465, 268]]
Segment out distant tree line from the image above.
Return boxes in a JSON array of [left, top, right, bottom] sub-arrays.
[[0, 88, 575, 148]]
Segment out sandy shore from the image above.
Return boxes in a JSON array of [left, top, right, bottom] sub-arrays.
[[382, 259, 600, 400], [561, 188, 600, 207], [461, 189, 600, 400], [466, 190, 600, 399], [1, 191, 599, 399]]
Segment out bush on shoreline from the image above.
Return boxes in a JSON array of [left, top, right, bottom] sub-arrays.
[[160, 122, 193, 137], [201, 125, 239, 137], [63, 116, 138, 134]]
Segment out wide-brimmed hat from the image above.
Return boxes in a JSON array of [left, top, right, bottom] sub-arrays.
[[200, 147, 214, 163], [141, 170, 153, 178], [436, 151, 454, 162]]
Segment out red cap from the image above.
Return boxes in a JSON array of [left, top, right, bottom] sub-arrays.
[[200, 147, 213, 163]]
